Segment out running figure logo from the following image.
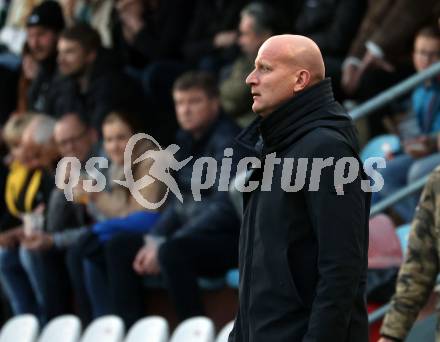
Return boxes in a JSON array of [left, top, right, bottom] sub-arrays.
[[115, 133, 192, 209]]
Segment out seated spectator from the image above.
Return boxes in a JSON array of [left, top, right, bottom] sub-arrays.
[[112, 0, 192, 69], [48, 23, 144, 132], [378, 169, 440, 341], [341, 0, 440, 135], [0, 114, 67, 325], [112, 0, 195, 147], [0, 0, 44, 69], [342, 0, 440, 100], [22, 112, 101, 324], [56, 112, 165, 318], [103, 71, 242, 327], [372, 26, 440, 223], [60, 0, 114, 47], [182, 0, 246, 71], [220, 2, 282, 127], [26, 1, 65, 113], [293, 0, 367, 100], [16, 43, 38, 113]]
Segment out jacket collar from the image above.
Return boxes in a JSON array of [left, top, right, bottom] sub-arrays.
[[235, 78, 353, 155]]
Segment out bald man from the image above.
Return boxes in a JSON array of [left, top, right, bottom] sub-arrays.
[[230, 35, 370, 341]]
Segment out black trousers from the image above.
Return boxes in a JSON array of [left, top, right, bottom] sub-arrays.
[[105, 232, 238, 327]]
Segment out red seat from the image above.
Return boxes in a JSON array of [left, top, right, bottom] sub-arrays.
[[368, 214, 403, 269]]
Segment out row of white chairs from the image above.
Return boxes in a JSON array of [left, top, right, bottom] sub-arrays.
[[0, 314, 234, 342]]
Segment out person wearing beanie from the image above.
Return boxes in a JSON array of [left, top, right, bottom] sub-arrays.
[[26, 0, 65, 113]]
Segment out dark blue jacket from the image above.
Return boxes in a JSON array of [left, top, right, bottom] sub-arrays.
[[150, 113, 242, 239]]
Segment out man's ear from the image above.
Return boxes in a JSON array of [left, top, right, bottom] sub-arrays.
[[293, 70, 311, 92]]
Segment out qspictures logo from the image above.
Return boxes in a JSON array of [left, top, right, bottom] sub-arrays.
[[55, 133, 386, 209]]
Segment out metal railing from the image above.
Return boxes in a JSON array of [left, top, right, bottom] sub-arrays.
[[369, 303, 392, 324], [370, 174, 430, 217], [349, 61, 440, 121]]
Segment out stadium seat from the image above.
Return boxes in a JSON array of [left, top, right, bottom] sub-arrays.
[[396, 224, 411, 257], [38, 315, 81, 342], [360, 134, 400, 162], [124, 316, 169, 342], [215, 321, 234, 342], [0, 314, 39, 342], [80, 316, 124, 342], [368, 214, 402, 269], [170, 316, 215, 342], [226, 269, 239, 288]]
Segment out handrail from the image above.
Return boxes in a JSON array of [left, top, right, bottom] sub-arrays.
[[368, 303, 391, 324], [370, 174, 430, 217], [349, 62, 440, 121]]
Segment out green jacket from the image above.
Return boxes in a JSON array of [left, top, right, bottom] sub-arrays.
[[381, 168, 440, 340]]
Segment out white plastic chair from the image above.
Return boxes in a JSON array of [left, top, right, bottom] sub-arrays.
[[170, 316, 215, 342], [124, 316, 169, 342], [0, 314, 39, 342], [38, 315, 81, 342], [80, 316, 124, 342], [215, 321, 234, 342]]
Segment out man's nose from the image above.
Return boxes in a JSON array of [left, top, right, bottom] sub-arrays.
[[246, 69, 257, 85]]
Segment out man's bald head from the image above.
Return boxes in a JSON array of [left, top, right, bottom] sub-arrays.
[[246, 34, 326, 117], [260, 35, 325, 85]]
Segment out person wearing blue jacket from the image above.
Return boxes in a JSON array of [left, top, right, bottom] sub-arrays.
[[372, 26, 440, 223]]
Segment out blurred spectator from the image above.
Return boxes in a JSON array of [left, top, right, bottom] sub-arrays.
[[22, 113, 100, 324], [60, 0, 114, 47], [103, 71, 242, 327], [182, 0, 246, 71], [372, 26, 440, 223], [111, 0, 195, 147], [16, 44, 38, 113], [112, 0, 193, 69], [0, 114, 67, 325], [26, 1, 65, 113], [293, 0, 367, 100], [64, 111, 166, 319], [341, 0, 440, 135], [220, 2, 282, 127], [47, 23, 144, 132], [0, 0, 44, 69]]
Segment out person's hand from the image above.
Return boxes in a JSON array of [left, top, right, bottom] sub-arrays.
[[341, 63, 363, 96], [403, 135, 434, 158], [21, 232, 54, 251], [72, 180, 92, 204], [132, 236, 160, 275], [213, 31, 238, 48], [0, 227, 24, 248], [361, 51, 395, 73]]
